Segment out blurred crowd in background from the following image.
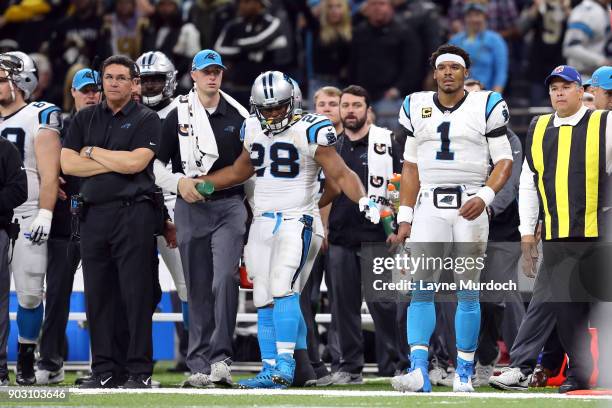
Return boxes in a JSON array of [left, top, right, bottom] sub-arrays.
[[2, 0, 610, 131]]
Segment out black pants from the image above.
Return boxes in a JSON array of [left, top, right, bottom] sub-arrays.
[[477, 242, 525, 365], [38, 238, 80, 371], [300, 253, 327, 374], [535, 240, 601, 383], [327, 243, 403, 375], [80, 200, 156, 376]]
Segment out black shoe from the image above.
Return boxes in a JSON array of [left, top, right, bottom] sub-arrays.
[[559, 378, 590, 393], [0, 373, 9, 386], [122, 374, 152, 389], [16, 343, 36, 386], [78, 372, 116, 389]]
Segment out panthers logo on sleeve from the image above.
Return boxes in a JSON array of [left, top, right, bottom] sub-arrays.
[[298, 114, 336, 146]]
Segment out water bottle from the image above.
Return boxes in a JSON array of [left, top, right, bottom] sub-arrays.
[[196, 180, 215, 197], [387, 183, 400, 211], [381, 209, 396, 237], [390, 173, 401, 191]]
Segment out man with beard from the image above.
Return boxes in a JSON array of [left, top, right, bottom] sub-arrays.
[[323, 85, 404, 384]]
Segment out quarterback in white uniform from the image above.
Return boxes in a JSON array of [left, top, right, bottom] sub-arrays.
[[0, 52, 62, 385], [137, 51, 188, 322], [200, 71, 379, 388], [392, 45, 513, 393]]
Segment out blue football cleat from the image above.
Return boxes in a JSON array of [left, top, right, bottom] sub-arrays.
[[238, 362, 285, 389], [272, 354, 296, 386]]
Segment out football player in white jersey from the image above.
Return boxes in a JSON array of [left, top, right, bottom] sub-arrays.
[[0, 52, 62, 385], [391, 45, 513, 393], [199, 71, 379, 388], [137, 51, 189, 331]]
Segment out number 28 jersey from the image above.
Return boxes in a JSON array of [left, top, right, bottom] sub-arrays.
[[0, 101, 62, 214], [399, 91, 509, 187], [242, 113, 336, 216]]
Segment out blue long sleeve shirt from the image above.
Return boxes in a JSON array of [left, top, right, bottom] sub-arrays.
[[449, 29, 509, 90]]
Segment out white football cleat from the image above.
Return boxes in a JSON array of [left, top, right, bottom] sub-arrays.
[[391, 366, 431, 393], [453, 372, 475, 392]]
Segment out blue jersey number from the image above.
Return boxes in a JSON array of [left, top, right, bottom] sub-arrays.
[[251, 142, 300, 178], [436, 122, 454, 160]]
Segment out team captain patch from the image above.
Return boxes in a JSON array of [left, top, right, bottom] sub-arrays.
[[422, 107, 432, 118]]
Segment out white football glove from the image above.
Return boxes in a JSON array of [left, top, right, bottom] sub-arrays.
[[359, 197, 380, 224], [28, 209, 53, 244]]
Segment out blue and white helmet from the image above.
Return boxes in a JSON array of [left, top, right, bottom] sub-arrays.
[[289, 77, 303, 116], [0, 51, 37, 100], [250, 71, 295, 133], [136, 51, 177, 106]]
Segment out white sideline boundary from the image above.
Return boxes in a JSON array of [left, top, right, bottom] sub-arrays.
[[67, 388, 612, 400]]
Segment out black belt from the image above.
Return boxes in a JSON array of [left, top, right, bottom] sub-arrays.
[[86, 195, 151, 209], [205, 191, 243, 201]]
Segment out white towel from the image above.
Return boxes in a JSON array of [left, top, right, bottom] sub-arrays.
[[177, 88, 248, 177], [367, 124, 394, 210]]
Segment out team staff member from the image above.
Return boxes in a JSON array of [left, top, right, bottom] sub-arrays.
[[36, 68, 100, 386], [0, 137, 28, 386], [325, 85, 404, 384], [61, 55, 162, 389], [157, 50, 249, 387], [516, 65, 611, 393]]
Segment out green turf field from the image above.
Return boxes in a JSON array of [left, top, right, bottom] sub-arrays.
[[0, 362, 608, 407]]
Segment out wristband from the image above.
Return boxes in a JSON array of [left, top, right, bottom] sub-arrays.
[[397, 206, 414, 224], [37, 208, 54, 221], [475, 186, 496, 207]]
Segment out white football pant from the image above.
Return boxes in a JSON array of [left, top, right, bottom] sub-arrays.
[[245, 213, 323, 308], [11, 212, 47, 308], [156, 197, 188, 301], [410, 186, 488, 283]]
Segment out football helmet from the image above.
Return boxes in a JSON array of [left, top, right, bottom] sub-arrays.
[[136, 51, 177, 107], [0, 51, 38, 100], [289, 77, 303, 116], [250, 71, 295, 133]]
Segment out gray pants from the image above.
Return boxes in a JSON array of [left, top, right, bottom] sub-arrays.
[[0, 231, 8, 377], [175, 197, 247, 374], [327, 243, 404, 375]]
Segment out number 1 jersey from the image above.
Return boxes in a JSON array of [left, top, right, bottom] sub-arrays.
[[242, 113, 336, 216], [0, 101, 62, 214], [399, 90, 509, 187]]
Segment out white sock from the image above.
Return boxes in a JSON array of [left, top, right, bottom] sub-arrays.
[[457, 351, 475, 362], [277, 342, 295, 356]]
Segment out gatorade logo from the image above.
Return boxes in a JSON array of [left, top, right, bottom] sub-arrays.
[[370, 175, 384, 188], [374, 143, 387, 155]]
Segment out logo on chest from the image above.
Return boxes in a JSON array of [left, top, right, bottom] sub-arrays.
[[422, 107, 432, 118]]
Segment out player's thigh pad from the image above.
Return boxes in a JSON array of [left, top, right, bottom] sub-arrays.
[[270, 216, 315, 298], [451, 205, 489, 284], [295, 215, 323, 292], [11, 215, 47, 308], [410, 191, 454, 283], [245, 217, 275, 307]]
